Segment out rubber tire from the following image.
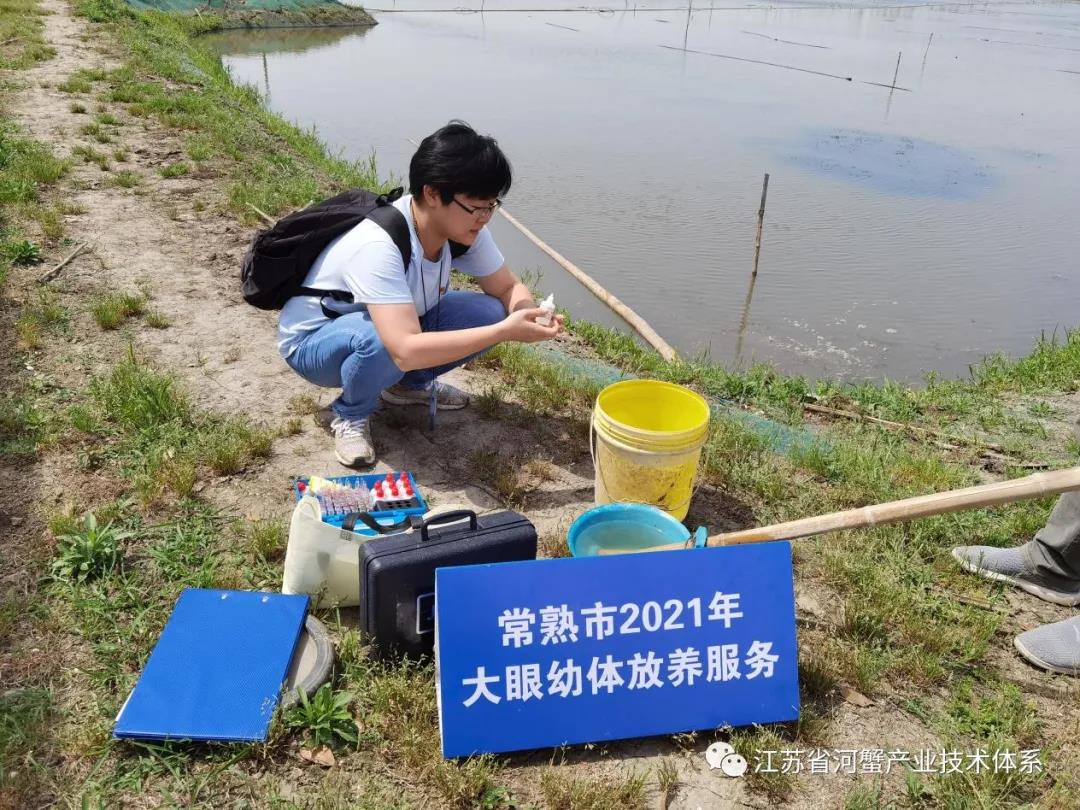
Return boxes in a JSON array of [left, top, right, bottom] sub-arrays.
[[281, 614, 334, 707]]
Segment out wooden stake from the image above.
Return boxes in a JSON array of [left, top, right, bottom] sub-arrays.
[[751, 172, 769, 277], [39, 242, 89, 283], [892, 50, 902, 88], [599, 466, 1080, 555]]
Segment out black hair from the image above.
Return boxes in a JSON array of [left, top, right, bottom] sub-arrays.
[[409, 120, 512, 204]]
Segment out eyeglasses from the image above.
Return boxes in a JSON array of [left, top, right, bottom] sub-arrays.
[[452, 197, 502, 219]]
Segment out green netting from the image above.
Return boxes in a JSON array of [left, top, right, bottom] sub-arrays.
[[124, 0, 357, 13]]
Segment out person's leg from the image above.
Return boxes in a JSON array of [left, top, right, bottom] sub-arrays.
[[952, 416, 1080, 605], [1024, 415, 1080, 581], [286, 310, 406, 420], [382, 291, 506, 408], [286, 311, 406, 466]]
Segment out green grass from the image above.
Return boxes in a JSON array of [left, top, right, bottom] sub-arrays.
[[143, 309, 170, 328], [0, 687, 52, 790], [4, 237, 39, 264], [0, 392, 48, 455], [94, 110, 122, 126], [0, 123, 69, 207], [16, 285, 68, 348], [0, 0, 56, 70], [158, 160, 189, 178], [51, 512, 127, 580], [73, 143, 110, 170], [107, 168, 140, 188], [72, 0, 386, 222], [57, 75, 92, 94], [284, 684, 359, 749], [79, 121, 113, 144], [246, 518, 285, 561], [77, 351, 275, 502], [25, 202, 64, 240], [892, 680, 1050, 807], [539, 767, 648, 809], [90, 290, 145, 329]]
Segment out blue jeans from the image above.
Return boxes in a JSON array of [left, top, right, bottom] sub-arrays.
[[285, 291, 506, 420]]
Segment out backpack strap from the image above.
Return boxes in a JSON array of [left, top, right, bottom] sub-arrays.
[[298, 198, 414, 319], [366, 202, 413, 273]]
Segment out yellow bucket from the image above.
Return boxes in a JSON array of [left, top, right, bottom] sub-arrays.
[[591, 380, 711, 521]]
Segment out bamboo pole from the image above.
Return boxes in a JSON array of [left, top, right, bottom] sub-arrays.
[[751, 172, 769, 277], [891, 50, 902, 88], [599, 466, 1080, 554], [497, 207, 679, 361]]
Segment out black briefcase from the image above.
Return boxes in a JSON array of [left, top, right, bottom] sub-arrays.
[[357, 510, 537, 658]]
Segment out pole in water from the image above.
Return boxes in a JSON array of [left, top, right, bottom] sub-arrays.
[[892, 50, 902, 88], [751, 172, 769, 278]]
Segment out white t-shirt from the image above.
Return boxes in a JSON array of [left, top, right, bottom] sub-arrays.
[[277, 194, 505, 358]]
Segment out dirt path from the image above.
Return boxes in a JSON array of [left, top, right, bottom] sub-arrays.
[[7, 3, 1079, 808]]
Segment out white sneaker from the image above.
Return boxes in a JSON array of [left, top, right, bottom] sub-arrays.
[[330, 416, 375, 468]]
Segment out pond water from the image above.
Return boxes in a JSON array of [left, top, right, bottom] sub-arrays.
[[207, 1, 1080, 382]]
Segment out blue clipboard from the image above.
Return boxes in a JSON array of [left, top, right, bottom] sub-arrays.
[[114, 589, 309, 742]]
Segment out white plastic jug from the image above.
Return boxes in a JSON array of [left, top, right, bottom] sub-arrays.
[[281, 495, 367, 607], [281, 495, 476, 608]]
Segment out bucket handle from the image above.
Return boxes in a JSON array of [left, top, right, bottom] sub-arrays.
[[589, 414, 706, 517]]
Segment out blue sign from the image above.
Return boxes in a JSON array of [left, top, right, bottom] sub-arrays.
[[436, 542, 799, 758]]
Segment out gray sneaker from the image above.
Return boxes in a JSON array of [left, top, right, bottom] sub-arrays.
[[380, 380, 469, 411], [330, 416, 375, 468], [1014, 616, 1080, 676], [951, 544, 1080, 607]]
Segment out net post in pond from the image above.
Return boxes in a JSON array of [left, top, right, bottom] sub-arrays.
[[751, 172, 769, 278]]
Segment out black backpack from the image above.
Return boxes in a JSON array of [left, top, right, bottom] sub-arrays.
[[240, 186, 467, 312]]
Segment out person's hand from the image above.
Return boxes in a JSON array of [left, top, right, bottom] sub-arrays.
[[500, 307, 562, 343]]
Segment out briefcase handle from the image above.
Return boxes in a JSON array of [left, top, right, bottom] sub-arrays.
[[420, 510, 478, 543], [341, 512, 423, 535]]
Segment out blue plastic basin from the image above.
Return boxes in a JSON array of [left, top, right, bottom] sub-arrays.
[[567, 503, 695, 557]]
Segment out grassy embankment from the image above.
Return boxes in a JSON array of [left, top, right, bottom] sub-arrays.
[[3, 0, 1080, 806]]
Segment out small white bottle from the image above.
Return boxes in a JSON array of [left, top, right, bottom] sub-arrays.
[[537, 293, 555, 327]]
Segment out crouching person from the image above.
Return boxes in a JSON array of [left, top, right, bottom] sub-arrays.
[[276, 121, 563, 467]]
